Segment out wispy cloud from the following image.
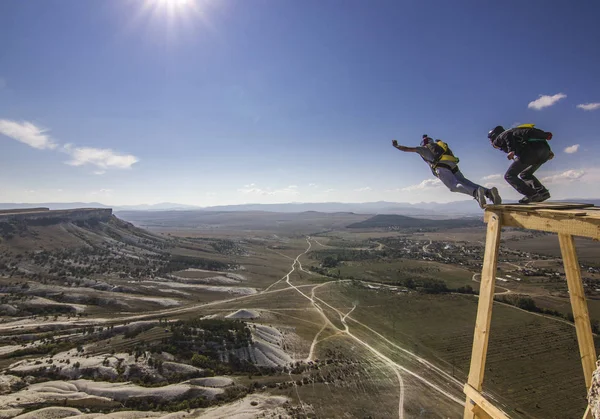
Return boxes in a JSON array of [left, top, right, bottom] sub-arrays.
[[354, 187, 372, 192], [0, 118, 139, 172], [93, 170, 106, 175], [564, 144, 580, 154], [0, 119, 57, 150], [238, 184, 300, 196], [528, 93, 567, 110], [323, 188, 335, 193], [576, 103, 600, 111], [482, 174, 502, 181], [63, 145, 139, 169], [401, 178, 442, 192], [308, 183, 318, 188], [541, 169, 585, 184], [90, 188, 113, 196]]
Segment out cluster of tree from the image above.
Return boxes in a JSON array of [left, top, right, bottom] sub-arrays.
[[159, 254, 232, 274], [310, 249, 379, 265], [122, 385, 249, 412]]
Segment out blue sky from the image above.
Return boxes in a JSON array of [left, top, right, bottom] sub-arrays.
[[1, 0, 599, 206]]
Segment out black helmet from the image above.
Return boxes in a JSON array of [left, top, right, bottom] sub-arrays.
[[421, 134, 434, 147], [488, 126, 504, 141]]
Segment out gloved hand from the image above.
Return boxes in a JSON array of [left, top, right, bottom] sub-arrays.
[[507, 151, 515, 160], [547, 133, 553, 140], [392, 140, 398, 147], [548, 151, 555, 160]]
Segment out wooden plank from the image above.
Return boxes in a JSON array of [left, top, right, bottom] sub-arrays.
[[583, 405, 592, 419], [486, 203, 594, 211], [559, 233, 598, 388], [536, 209, 590, 217], [464, 212, 502, 419], [472, 405, 495, 419], [485, 210, 600, 240], [464, 384, 510, 419]]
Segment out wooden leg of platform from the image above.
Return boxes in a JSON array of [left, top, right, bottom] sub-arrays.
[[559, 233, 597, 389], [583, 405, 592, 419], [464, 212, 502, 419]]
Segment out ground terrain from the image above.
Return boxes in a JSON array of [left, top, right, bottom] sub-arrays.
[[0, 209, 598, 418]]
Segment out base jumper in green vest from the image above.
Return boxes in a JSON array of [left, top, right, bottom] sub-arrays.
[[392, 135, 502, 209], [488, 124, 554, 204]]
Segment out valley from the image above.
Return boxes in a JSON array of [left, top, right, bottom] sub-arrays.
[[0, 208, 598, 418]]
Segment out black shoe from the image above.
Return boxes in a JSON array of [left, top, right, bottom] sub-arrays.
[[519, 191, 551, 204], [474, 187, 487, 209], [487, 187, 502, 205], [519, 195, 534, 204], [531, 190, 551, 203]]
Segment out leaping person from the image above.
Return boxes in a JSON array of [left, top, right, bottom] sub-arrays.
[[487, 124, 554, 204], [392, 135, 502, 209]]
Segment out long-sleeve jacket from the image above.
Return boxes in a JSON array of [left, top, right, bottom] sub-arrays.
[[492, 127, 552, 156]]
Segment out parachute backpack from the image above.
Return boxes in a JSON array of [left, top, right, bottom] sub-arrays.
[[420, 135, 460, 177]]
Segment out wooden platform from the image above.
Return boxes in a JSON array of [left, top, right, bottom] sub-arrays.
[[484, 202, 600, 240], [464, 202, 598, 419]]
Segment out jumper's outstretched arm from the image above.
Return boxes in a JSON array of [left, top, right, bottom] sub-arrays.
[[392, 140, 418, 153]]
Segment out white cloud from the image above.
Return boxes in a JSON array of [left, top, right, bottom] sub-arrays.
[[528, 93, 567, 110], [308, 183, 318, 188], [323, 188, 335, 193], [64, 145, 139, 169], [482, 174, 502, 181], [541, 169, 585, 184], [93, 170, 106, 175], [564, 144, 580, 154], [0, 119, 57, 150], [90, 189, 113, 196], [354, 187, 372, 192], [577, 103, 600, 111], [238, 184, 300, 196], [401, 178, 442, 192]]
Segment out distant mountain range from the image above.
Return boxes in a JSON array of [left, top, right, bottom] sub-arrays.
[[1, 199, 599, 216]]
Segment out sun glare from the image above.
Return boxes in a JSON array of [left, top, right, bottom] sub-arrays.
[[133, 0, 214, 36]]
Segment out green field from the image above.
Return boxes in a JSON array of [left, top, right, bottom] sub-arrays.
[[316, 282, 598, 419]]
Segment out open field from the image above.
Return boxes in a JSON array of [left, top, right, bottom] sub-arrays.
[[0, 209, 598, 418]]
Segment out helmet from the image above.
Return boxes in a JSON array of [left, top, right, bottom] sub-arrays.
[[488, 126, 505, 141], [421, 134, 434, 147]]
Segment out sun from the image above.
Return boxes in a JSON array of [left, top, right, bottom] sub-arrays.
[[150, 0, 195, 13], [156, 0, 191, 7], [128, 0, 215, 40]]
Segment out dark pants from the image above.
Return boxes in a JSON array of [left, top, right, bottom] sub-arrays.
[[504, 144, 551, 197]]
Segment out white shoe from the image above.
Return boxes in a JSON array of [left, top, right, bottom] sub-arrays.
[[475, 187, 487, 209], [488, 187, 502, 205]]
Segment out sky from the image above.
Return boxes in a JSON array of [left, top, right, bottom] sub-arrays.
[[1, 0, 599, 206]]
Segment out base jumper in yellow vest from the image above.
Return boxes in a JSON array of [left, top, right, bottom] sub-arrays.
[[392, 135, 502, 209]]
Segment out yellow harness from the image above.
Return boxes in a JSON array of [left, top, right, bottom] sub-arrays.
[[434, 140, 459, 165]]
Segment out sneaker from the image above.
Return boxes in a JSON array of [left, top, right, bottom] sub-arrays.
[[519, 190, 551, 204], [531, 190, 551, 203], [518, 195, 534, 204], [475, 187, 487, 209], [488, 187, 502, 205]]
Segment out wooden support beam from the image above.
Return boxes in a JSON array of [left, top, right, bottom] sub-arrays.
[[464, 212, 502, 419], [485, 210, 600, 240], [583, 405, 592, 419], [464, 384, 510, 419], [559, 233, 598, 388]]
